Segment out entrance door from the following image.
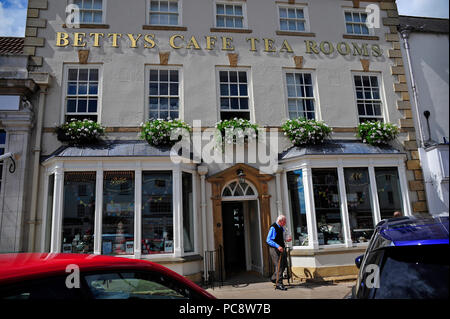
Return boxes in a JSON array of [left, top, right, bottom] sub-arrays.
[[222, 202, 246, 277]]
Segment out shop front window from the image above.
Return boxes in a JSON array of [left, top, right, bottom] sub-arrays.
[[62, 172, 96, 254], [375, 167, 403, 220], [142, 171, 173, 254], [102, 171, 135, 255], [182, 172, 194, 253], [45, 174, 55, 252], [344, 168, 374, 243], [312, 168, 344, 245], [287, 170, 309, 246]]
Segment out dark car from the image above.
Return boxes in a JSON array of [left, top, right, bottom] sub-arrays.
[[348, 215, 449, 299], [0, 253, 215, 300]]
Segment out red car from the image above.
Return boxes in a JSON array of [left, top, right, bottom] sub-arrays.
[[0, 253, 215, 300]]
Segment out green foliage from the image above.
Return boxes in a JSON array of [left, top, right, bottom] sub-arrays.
[[215, 118, 259, 145], [140, 119, 191, 147], [357, 121, 399, 146], [281, 118, 332, 146], [56, 119, 105, 145]]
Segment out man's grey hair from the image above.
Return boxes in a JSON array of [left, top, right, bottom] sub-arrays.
[[277, 215, 286, 223]]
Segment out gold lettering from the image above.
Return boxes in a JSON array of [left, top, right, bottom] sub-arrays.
[[56, 32, 70, 47], [371, 44, 383, 57], [127, 33, 142, 48], [263, 38, 276, 52], [205, 36, 217, 50], [336, 42, 351, 55], [246, 37, 259, 52], [186, 36, 201, 50], [352, 43, 369, 56], [279, 40, 293, 53], [170, 34, 185, 49], [89, 33, 104, 47], [222, 36, 234, 51], [73, 32, 87, 47], [144, 34, 156, 49], [320, 41, 334, 55], [108, 33, 122, 47], [305, 40, 319, 54]]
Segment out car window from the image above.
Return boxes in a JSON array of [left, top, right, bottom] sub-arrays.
[[0, 276, 84, 300], [83, 271, 193, 299]]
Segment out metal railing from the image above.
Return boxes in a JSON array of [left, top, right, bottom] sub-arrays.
[[267, 246, 293, 284], [203, 245, 224, 289]]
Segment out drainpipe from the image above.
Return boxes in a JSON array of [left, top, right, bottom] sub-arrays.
[[400, 27, 425, 148], [197, 165, 209, 282], [27, 72, 50, 252]]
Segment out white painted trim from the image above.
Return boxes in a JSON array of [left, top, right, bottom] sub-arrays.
[[147, 0, 184, 27], [368, 164, 382, 225], [134, 164, 142, 258], [213, 0, 248, 29], [39, 171, 51, 253], [341, 7, 375, 37], [93, 167, 103, 254], [50, 166, 64, 253], [276, 3, 311, 33], [337, 165, 353, 247]]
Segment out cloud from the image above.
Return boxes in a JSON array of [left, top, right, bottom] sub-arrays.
[[397, 0, 449, 18], [0, 1, 27, 36]]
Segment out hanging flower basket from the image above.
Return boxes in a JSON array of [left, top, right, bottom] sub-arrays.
[[140, 119, 191, 147], [281, 118, 332, 146], [215, 118, 259, 145], [356, 121, 399, 146], [56, 119, 105, 146]]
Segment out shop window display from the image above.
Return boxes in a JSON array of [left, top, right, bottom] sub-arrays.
[[142, 172, 173, 254], [102, 171, 135, 255], [287, 170, 309, 246], [375, 167, 403, 220], [312, 168, 344, 245], [62, 172, 96, 253], [344, 168, 374, 243]]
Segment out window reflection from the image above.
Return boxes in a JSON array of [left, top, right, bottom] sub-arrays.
[[62, 172, 96, 254], [312, 168, 344, 245], [376, 167, 403, 220], [182, 172, 194, 253], [287, 170, 309, 246], [102, 171, 135, 255], [344, 168, 374, 243], [142, 172, 173, 254]]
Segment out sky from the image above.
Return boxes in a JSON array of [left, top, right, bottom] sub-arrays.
[[0, 0, 449, 37]]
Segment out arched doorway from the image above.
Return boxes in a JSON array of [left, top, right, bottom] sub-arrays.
[[207, 164, 274, 278]]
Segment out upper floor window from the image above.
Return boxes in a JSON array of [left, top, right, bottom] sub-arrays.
[[218, 69, 250, 121], [72, 0, 104, 24], [353, 74, 383, 122], [285, 72, 315, 120], [148, 68, 180, 120], [149, 0, 180, 26], [215, 2, 246, 29], [344, 10, 370, 35], [278, 6, 309, 32], [64, 66, 101, 122]]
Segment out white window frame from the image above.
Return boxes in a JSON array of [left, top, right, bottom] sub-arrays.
[[214, 0, 248, 29], [282, 69, 320, 120], [147, 0, 183, 26], [351, 72, 386, 123], [68, 0, 107, 25], [342, 8, 374, 36], [277, 4, 311, 33], [61, 64, 103, 124], [145, 65, 183, 121], [215, 67, 254, 122]]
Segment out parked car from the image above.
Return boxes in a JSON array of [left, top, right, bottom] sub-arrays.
[[348, 215, 449, 299], [0, 253, 215, 300]]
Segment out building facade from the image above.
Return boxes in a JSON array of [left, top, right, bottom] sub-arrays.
[[3, 0, 433, 282], [398, 16, 449, 216]]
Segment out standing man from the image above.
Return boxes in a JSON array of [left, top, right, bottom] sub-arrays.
[[266, 215, 291, 291]]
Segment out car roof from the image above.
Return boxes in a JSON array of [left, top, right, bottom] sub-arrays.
[[0, 253, 215, 298], [376, 216, 449, 247]]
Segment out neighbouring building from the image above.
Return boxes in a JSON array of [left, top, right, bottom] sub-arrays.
[[398, 16, 449, 217], [1, 0, 434, 282]]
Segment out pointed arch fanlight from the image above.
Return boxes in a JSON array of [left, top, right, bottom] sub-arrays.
[[222, 180, 256, 198]]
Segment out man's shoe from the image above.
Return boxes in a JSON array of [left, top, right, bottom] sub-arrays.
[[275, 284, 287, 291]]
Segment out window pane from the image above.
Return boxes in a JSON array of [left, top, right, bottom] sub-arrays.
[[62, 172, 96, 254], [219, 71, 228, 83], [235, 18, 243, 28], [287, 85, 296, 97], [150, 83, 158, 95], [225, 5, 233, 15], [78, 99, 87, 112], [230, 84, 238, 96], [240, 98, 248, 109], [239, 84, 247, 96], [93, 12, 102, 23], [345, 12, 353, 22], [217, 16, 225, 27], [88, 99, 97, 113], [226, 17, 233, 28], [160, 97, 168, 110], [159, 83, 168, 95], [68, 69, 78, 81], [170, 83, 178, 95], [169, 1, 178, 12], [216, 4, 224, 14], [89, 69, 98, 81], [68, 82, 77, 95], [160, 13, 169, 25], [169, 98, 179, 110], [150, 13, 159, 24], [344, 168, 374, 243], [279, 8, 287, 18], [83, 0, 93, 9], [288, 20, 296, 30], [312, 168, 344, 245], [88, 84, 98, 95], [150, 70, 159, 82], [229, 71, 238, 83], [160, 70, 168, 81], [375, 167, 403, 220], [93, 0, 102, 9], [150, 1, 159, 11], [280, 19, 288, 30], [230, 98, 239, 109], [296, 9, 304, 19], [354, 24, 361, 34], [221, 98, 230, 109], [67, 99, 77, 113], [346, 24, 353, 34], [182, 173, 194, 253], [79, 69, 89, 81], [142, 171, 173, 255], [238, 72, 247, 83], [169, 14, 178, 25], [288, 8, 295, 18], [160, 1, 168, 12], [287, 170, 308, 246], [78, 83, 87, 95], [102, 171, 135, 255], [220, 84, 229, 96], [297, 21, 305, 31], [235, 5, 243, 16]]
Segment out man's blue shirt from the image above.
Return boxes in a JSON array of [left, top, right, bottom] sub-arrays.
[[266, 223, 284, 249]]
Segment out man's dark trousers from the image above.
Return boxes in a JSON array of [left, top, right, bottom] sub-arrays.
[[270, 247, 288, 282]]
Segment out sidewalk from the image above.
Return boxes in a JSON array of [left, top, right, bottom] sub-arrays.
[[204, 273, 355, 299]]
